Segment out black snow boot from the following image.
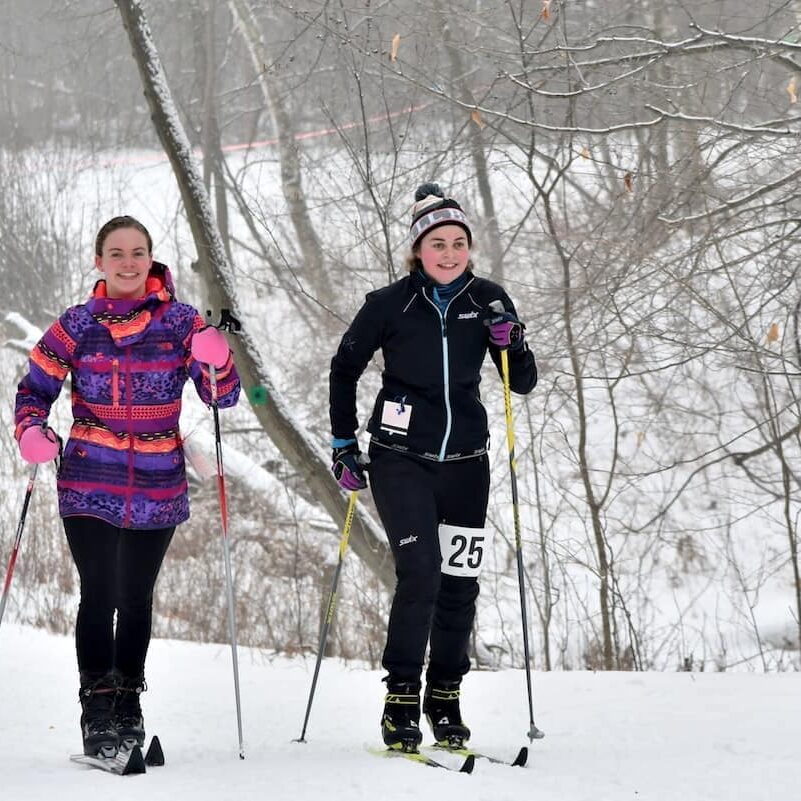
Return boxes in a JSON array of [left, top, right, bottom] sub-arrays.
[[423, 679, 471, 747], [381, 679, 423, 752], [115, 674, 146, 748], [79, 672, 119, 757]]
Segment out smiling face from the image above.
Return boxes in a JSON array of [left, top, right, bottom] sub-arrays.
[[417, 224, 471, 285], [95, 227, 153, 299]]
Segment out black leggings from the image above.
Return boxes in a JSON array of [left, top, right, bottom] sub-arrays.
[[64, 516, 174, 679], [368, 446, 490, 684]]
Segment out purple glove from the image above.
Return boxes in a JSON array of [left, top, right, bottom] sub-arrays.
[[485, 308, 525, 350], [332, 444, 370, 491], [19, 425, 61, 464], [191, 326, 231, 368]]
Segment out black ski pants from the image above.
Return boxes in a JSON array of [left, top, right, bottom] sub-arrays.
[[64, 516, 174, 680], [368, 445, 490, 685]]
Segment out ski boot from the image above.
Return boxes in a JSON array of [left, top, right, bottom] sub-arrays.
[[381, 679, 423, 752], [424, 679, 471, 748], [114, 674, 146, 749], [79, 672, 119, 757]]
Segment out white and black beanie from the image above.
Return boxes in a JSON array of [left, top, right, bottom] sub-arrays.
[[409, 182, 472, 249]]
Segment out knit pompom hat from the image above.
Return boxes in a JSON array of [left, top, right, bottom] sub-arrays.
[[409, 182, 472, 249]]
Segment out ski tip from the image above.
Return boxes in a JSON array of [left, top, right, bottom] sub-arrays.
[[144, 735, 165, 767], [460, 754, 476, 774], [512, 746, 529, 767], [122, 745, 147, 775]]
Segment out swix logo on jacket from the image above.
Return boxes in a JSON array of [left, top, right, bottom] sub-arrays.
[[15, 263, 240, 530], [330, 269, 536, 462]]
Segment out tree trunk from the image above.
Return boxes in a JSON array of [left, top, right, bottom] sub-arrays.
[[437, 7, 504, 281], [193, 1, 232, 261], [543, 190, 614, 670], [227, 0, 333, 303], [114, 0, 394, 591]]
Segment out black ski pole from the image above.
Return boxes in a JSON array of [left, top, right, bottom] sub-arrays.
[[206, 309, 245, 759], [294, 490, 358, 743], [489, 300, 544, 742], [0, 464, 39, 630]]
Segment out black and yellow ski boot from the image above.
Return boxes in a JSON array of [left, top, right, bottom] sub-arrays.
[[381, 679, 423, 753], [424, 679, 471, 748]]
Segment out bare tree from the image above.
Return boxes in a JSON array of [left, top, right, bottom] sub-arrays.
[[114, 0, 393, 591]]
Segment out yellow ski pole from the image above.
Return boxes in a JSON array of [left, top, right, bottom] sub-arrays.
[[492, 300, 544, 742], [295, 490, 358, 742]]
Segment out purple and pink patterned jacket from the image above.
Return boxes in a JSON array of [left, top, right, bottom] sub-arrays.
[[14, 263, 240, 530]]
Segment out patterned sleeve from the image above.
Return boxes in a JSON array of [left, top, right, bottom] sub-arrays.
[[14, 308, 83, 440]]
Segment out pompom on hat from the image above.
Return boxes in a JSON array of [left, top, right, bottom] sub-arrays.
[[409, 182, 472, 249]]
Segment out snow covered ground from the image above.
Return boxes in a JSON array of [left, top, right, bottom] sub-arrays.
[[0, 624, 798, 801]]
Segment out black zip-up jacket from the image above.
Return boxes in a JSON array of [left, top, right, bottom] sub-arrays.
[[330, 270, 537, 462]]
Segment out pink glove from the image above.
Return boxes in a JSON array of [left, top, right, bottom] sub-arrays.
[[19, 425, 61, 464], [191, 326, 230, 368]]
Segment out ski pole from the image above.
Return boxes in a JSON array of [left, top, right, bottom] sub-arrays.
[[0, 464, 39, 630], [490, 300, 544, 742], [206, 309, 245, 759], [294, 490, 358, 743]]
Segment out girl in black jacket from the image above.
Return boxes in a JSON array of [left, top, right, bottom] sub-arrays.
[[329, 183, 537, 752]]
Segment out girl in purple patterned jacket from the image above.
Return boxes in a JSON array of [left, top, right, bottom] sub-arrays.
[[14, 216, 240, 757]]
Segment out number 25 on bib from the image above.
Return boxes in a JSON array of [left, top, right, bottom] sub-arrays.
[[438, 524, 494, 578]]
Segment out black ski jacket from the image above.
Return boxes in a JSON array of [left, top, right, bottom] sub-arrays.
[[330, 270, 537, 462]]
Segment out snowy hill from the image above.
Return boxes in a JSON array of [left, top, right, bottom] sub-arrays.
[[0, 624, 798, 801]]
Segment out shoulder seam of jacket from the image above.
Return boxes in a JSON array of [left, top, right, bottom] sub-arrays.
[[466, 291, 483, 309], [67, 305, 96, 361]]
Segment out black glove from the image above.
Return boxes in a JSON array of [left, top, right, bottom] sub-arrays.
[[331, 443, 370, 490], [484, 308, 525, 351]]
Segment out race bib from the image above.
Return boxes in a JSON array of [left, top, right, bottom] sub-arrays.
[[438, 524, 493, 578], [380, 399, 412, 436]]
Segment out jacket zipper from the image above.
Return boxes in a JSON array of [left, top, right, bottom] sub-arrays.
[[123, 347, 134, 527], [111, 358, 120, 407], [421, 278, 474, 461]]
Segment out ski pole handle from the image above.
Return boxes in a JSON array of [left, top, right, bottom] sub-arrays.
[[206, 308, 242, 335]]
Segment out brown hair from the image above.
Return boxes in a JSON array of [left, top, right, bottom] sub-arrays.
[[95, 216, 153, 257]]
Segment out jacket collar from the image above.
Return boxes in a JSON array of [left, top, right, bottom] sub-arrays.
[[87, 262, 175, 346], [410, 267, 473, 296]]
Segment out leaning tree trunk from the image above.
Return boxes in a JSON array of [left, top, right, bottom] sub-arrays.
[[115, 0, 394, 590]]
